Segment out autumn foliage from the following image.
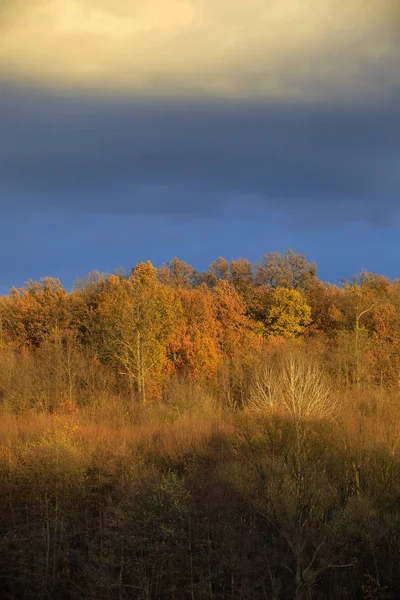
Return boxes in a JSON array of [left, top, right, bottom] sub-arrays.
[[1, 250, 400, 409], [2, 251, 400, 599]]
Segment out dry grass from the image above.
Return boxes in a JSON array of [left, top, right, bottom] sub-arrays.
[[0, 410, 54, 447], [0, 403, 236, 486], [339, 388, 400, 455], [1, 389, 400, 600], [1, 385, 399, 482]]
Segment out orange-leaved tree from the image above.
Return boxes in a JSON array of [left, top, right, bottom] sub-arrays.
[[168, 284, 222, 381], [255, 249, 317, 292], [0, 278, 70, 349], [367, 302, 400, 389], [157, 257, 200, 289], [213, 279, 260, 356]]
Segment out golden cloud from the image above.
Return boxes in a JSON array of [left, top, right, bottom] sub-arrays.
[[0, 0, 398, 99]]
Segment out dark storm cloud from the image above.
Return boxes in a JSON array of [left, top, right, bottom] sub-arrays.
[[1, 82, 399, 225]]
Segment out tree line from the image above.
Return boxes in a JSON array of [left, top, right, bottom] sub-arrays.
[[0, 249, 399, 411], [1, 250, 400, 599]]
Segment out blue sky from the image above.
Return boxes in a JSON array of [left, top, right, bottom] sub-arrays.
[[0, 1, 399, 292], [1, 209, 400, 295]]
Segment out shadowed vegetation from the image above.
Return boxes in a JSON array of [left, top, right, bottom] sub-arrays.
[[1, 251, 400, 599]]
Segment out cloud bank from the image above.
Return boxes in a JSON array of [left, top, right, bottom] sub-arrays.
[[0, 0, 399, 100], [1, 84, 399, 226]]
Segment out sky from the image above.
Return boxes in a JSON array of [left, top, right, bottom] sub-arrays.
[[0, 0, 399, 293]]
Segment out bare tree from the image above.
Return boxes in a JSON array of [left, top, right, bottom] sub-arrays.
[[250, 362, 280, 411], [280, 354, 336, 421], [250, 352, 337, 421]]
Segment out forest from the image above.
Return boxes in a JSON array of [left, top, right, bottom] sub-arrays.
[[1, 249, 400, 599]]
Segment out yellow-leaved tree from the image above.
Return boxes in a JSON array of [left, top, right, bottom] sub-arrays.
[[265, 287, 312, 339], [98, 262, 182, 402]]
